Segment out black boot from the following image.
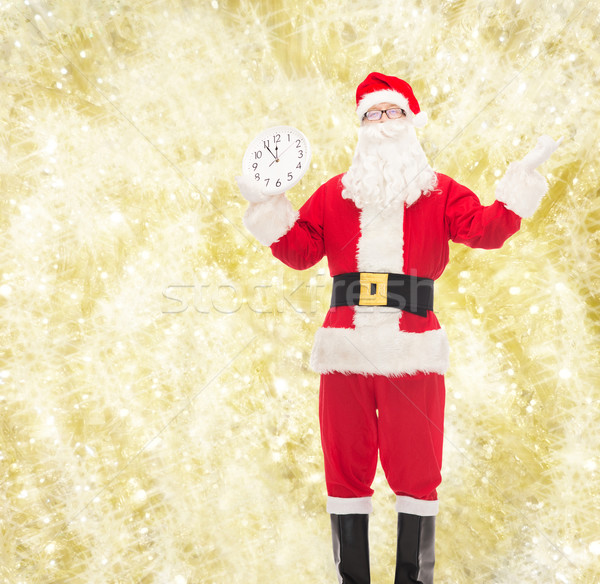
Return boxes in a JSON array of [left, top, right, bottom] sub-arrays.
[[394, 513, 435, 584], [330, 513, 370, 584]]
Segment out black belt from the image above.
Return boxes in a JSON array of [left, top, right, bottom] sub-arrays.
[[331, 272, 434, 317]]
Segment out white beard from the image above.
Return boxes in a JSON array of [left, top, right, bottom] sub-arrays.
[[341, 120, 437, 210]]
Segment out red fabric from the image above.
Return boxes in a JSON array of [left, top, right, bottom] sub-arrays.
[[270, 172, 521, 336], [269, 173, 521, 505], [356, 72, 421, 115], [319, 371, 446, 500]]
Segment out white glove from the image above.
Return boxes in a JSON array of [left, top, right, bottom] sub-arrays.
[[518, 135, 562, 172], [496, 134, 562, 219], [235, 174, 270, 204]]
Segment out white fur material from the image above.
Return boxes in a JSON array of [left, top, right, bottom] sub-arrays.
[[242, 194, 299, 246], [412, 111, 428, 128], [309, 326, 450, 377], [495, 161, 549, 219], [341, 122, 437, 210], [327, 496, 373, 515], [353, 200, 406, 330], [395, 495, 439, 516], [235, 174, 269, 204], [356, 202, 405, 272], [356, 89, 427, 127]]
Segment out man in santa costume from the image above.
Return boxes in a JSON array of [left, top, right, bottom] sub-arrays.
[[236, 72, 560, 584]]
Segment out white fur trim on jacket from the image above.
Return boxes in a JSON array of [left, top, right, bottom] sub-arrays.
[[356, 89, 427, 127], [495, 161, 548, 219], [310, 326, 449, 377], [242, 194, 299, 246], [327, 496, 373, 515], [395, 496, 439, 517]]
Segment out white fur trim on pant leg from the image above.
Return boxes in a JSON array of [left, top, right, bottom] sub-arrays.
[[327, 496, 373, 515], [495, 161, 549, 219], [242, 193, 299, 246], [395, 496, 439, 516]]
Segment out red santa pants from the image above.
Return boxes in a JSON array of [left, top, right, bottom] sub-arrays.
[[319, 371, 445, 515]]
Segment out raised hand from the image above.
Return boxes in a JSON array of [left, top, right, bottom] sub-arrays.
[[519, 135, 562, 173]]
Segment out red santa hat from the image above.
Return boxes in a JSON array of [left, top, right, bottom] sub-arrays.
[[356, 72, 428, 128]]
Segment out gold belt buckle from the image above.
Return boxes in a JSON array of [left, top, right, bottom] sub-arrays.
[[359, 272, 389, 306]]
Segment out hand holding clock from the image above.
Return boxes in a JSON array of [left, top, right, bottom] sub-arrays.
[[235, 174, 269, 203]]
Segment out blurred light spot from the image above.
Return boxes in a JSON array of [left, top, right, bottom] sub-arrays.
[[134, 489, 147, 503], [589, 541, 600, 555], [274, 377, 288, 395]]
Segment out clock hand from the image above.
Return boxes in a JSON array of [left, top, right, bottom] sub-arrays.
[[265, 145, 277, 160], [270, 147, 284, 167], [276, 143, 295, 159], [269, 151, 288, 167], [269, 142, 297, 167]]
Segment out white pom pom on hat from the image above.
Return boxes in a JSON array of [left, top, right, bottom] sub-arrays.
[[356, 72, 428, 128]]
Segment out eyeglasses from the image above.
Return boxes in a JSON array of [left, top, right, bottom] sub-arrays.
[[363, 108, 406, 121]]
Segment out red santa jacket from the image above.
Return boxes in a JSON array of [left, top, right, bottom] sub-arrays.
[[261, 172, 521, 377]]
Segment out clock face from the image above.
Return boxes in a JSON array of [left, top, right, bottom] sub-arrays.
[[242, 125, 311, 195]]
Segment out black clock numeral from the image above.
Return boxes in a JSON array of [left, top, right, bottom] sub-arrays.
[[254, 150, 262, 159], [254, 173, 260, 181], [262, 140, 269, 149], [296, 139, 301, 148], [264, 178, 270, 186], [298, 150, 303, 158], [287, 172, 293, 181], [273, 134, 281, 143], [252, 163, 258, 171], [296, 162, 302, 169], [276, 179, 282, 188]]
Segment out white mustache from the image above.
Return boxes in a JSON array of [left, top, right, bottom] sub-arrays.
[[342, 118, 436, 210], [360, 119, 413, 140]]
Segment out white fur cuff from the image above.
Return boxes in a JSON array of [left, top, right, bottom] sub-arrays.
[[242, 194, 299, 246], [395, 496, 439, 516], [495, 161, 549, 219], [327, 496, 373, 515]]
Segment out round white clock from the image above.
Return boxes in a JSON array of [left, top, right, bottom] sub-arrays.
[[242, 125, 311, 195]]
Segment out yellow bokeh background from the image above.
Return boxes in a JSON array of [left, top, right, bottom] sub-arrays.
[[1, 0, 599, 582]]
